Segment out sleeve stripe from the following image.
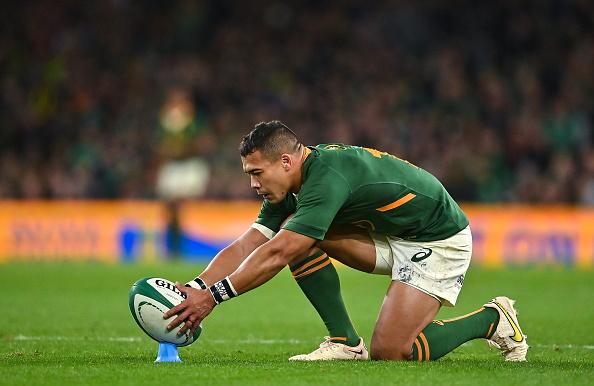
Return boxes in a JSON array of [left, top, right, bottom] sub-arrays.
[[376, 193, 416, 212]]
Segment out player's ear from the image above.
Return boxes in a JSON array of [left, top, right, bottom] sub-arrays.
[[281, 154, 292, 171]]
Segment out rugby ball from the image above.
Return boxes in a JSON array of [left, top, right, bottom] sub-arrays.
[[128, 277, 202, 347]]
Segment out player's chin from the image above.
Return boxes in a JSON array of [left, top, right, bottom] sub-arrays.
[[262, 194, 279, 203]]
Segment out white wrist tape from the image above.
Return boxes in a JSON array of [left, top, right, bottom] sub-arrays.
[[184, 277, 207, 290]]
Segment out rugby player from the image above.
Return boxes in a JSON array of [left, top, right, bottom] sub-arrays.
[[164, 121, 529, 361]]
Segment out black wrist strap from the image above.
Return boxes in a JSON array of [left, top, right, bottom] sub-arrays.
[[209, 276, 238, 304]]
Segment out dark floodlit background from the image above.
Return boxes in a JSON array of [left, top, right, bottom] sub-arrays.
[[2, 0, 593, 204], [2, 7, 594, 381]]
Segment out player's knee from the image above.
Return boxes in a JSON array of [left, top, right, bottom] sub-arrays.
[[370, 340, 414, 361], [287, 246, 322, 267]]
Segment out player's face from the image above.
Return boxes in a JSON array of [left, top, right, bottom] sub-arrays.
[[242, 150, 292, 204]]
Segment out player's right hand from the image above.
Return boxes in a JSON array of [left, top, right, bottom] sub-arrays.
[[163, 282, 216, 336]]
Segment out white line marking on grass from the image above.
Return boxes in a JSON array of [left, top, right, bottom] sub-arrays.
[[11, 336, 300, 345], [211, 339, 303, 345], [239, 339, 303, 344], [11, 336, 300, 344], [463, 341, 594, 350], [12, 335, 141, 342], [532, 344, 594, 350]]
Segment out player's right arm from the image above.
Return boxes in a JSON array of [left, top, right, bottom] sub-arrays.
[[186, 197, 293, 289], [191, 226, 270, 286]]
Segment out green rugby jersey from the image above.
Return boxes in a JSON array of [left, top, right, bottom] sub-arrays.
[[254, 144, 469, 242]]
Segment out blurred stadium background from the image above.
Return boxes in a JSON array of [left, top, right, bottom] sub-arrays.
[[1, 0, 593, 268]]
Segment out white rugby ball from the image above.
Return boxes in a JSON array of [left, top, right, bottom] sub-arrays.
[[128, 277, 201, 347]]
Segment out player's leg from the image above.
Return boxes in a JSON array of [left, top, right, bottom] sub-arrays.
[[290, 224, 529, 361], [327, 225, 499, 360], [319, 224, 488, 360], [371, 227, 528, 361], [317, 224, 378, 273], [288, 247, 360, 348], [368, 227, 485, 360], [319, 227, 468, 360], [371, 281, 441, 360], [287, 224, 377, 360], [410, 300, 517, 361], [370, 283, 508, 361]]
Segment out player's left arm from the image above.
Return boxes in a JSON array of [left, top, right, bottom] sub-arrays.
[[229, 228, 315, 294], [165, 229, 315, 335]]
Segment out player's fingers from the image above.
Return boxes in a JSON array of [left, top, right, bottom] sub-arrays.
[[175, 281, 187, 293], [177, 318, 194, 336], [163, 300, 187, 319], [178, 311, 201, 336], [189, 321, 201, 336], [166, 313, 183, 330], [166, 307, 193, 331]]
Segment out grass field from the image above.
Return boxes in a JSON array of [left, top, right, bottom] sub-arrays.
[[1, 262, 593, 385]]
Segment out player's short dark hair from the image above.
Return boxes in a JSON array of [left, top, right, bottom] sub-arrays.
[[239, 120, 301, 161]]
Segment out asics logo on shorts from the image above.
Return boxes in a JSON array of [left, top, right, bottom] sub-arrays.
[[411, 248, 432, 262]]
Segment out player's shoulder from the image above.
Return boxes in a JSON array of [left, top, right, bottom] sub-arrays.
[[304, 144, 367, 181], [310, 143, 355, 151], [308, 144, 363, 158]]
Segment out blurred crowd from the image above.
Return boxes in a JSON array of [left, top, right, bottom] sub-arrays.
[[1, 0, 593, 203]]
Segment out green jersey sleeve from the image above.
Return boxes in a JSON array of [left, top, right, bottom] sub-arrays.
[[253, 193, 297, 234], [282, 161, 351, 240]]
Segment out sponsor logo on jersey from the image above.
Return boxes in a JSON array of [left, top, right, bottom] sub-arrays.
[[324, 144, 347, 150], [349, 220, 376, 230]]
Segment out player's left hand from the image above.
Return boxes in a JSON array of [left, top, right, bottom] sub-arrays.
[[163, 282, 216, 336]]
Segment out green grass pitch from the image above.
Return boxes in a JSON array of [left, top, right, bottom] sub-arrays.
[[1, 262, 593, 385]]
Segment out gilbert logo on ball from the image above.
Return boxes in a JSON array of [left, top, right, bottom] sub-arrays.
[[128, 277, 201, 347]]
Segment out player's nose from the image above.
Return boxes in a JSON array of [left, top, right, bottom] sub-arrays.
[[250, 175, 261, 189]]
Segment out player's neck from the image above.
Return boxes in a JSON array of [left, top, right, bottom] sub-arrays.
[[301, 145, 312, 162], [293, 145, 309, 194]]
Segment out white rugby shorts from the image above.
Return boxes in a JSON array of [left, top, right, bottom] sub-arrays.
[[369, 225, 472, 307]]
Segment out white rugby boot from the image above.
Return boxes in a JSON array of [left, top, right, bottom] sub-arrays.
[[289, 337, 369, 361], [484, 296, 530, 361]]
